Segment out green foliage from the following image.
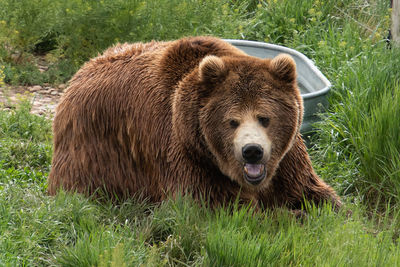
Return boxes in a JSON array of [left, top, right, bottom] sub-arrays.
[[0, 0, 246, 85], [0, 0, 57, 52], [0, 65, 5, 87], [2, 62, 43, 85]]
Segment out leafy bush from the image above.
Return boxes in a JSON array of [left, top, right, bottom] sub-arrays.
[[0, 0, 248, 84], [0, 64, 4, 87]]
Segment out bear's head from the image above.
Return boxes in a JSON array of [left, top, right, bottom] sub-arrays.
[[172, 53, 303, 191]]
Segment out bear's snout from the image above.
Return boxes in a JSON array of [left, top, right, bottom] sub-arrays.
[[232, 115, 272, 186], [242, 143, 263, 163], [233, 115, 272, 165]]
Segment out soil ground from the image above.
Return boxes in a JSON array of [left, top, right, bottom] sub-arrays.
[[0, 84, 64, 118]]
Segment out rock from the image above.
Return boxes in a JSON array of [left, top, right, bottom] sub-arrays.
[[43, 88, 57, 95], [38, 65, 48, 72], [0, 85, 61, 119], [29, 85, 42, 92], [58, 84, 67, 90], [11, 53, 20, 62]]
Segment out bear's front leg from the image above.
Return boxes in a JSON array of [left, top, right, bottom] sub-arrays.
[[259, 133, 341, 210]]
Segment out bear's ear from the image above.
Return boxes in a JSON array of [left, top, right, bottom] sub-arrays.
[[199, 55, 228, 85], [270, 54, 297, 83]]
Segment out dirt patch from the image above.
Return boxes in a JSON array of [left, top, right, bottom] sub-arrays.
[[0, 84, 65, 118]]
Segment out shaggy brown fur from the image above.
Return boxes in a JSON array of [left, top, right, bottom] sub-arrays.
[[48, 36, 341, 209]]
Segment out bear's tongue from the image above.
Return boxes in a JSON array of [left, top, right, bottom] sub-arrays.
[[244, 163, 264, 178]]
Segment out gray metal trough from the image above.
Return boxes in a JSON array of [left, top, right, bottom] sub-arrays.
[[225, 39, 331, 133]]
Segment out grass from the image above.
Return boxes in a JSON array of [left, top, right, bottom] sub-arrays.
[[2, 162, 400, 266], [0, 96, 52, 173], [312, 42, 400, 206], [1, 0, 400, 265]]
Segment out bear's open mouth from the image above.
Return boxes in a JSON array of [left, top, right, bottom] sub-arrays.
[[243, 163, 266, 185]]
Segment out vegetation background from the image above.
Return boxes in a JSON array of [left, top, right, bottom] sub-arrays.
[[1, 0, 400, 266]]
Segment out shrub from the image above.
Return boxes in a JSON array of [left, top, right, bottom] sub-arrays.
[[0, 0, 248, 84]]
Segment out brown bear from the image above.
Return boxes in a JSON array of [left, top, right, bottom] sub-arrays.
[[48, 36, 341, 210]]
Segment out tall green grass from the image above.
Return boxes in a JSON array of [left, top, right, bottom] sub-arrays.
[[205, 203, 400, 266], [2, 182, 400, 266], [313, 48, 400, 206], [0, 97, 52, 173]]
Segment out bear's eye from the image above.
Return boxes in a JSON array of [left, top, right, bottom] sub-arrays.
[[258, 116, 270, 128], [229, 119, 240, 129]]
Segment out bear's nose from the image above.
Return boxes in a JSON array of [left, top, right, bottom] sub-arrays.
[[242, 143, 263, 163]]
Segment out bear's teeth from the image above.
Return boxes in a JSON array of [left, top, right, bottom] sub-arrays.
[[244, 164, 264, 178]]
